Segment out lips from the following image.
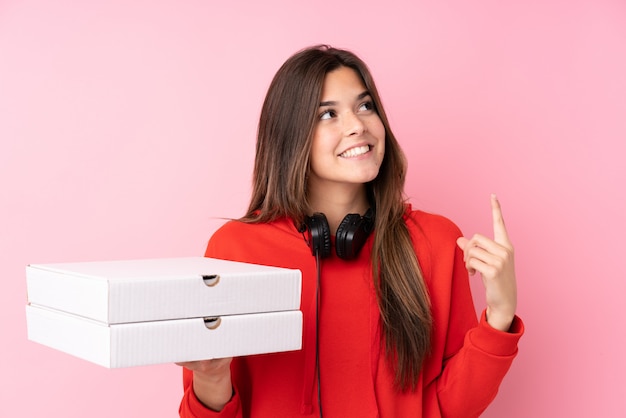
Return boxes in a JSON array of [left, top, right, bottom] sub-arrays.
[[339, 145, 370, 158]]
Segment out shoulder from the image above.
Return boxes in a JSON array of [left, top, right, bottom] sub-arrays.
[[209, 217, 297, 242], [205, 217, 307, 263], [209, 219, 256, 240], [404, 205, 463, 244]]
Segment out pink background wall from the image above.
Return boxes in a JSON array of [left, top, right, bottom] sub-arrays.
[[1, 0, 625, 416]]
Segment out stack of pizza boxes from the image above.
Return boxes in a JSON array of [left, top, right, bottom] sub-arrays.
[[25, 257, 302, 368]]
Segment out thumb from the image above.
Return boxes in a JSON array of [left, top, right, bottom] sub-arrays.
[[456, 236, 469, 250]]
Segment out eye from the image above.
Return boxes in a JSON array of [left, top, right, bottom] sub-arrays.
[[319, 109, 336, 120], [358, 101, 375, 112]]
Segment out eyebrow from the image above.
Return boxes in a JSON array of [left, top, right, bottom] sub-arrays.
[[319, 91, 371, 107]]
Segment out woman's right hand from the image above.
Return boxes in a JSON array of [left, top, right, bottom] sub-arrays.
[[176, 358, 234, 411]]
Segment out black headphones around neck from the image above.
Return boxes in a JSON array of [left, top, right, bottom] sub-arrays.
[[300, 208, 375, 260]]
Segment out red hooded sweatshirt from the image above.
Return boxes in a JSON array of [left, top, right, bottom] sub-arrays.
[[179, 207, 523, 417]]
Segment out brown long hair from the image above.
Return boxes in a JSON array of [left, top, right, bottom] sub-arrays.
[[243, 45, 432, 390]]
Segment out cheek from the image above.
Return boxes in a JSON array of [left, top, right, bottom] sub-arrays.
[[308, 133, 329, 173], [371, 120, 386, 153], [367, 116, 385, 139], [310, 128, 337, 157]]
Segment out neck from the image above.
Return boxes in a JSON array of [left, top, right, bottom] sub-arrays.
[[307, 184, 369, 233]]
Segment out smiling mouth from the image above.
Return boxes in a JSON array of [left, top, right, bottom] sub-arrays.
[[339, 145, 371, 158]]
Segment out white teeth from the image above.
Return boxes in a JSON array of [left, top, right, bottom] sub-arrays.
[[340, 145, 370, 158]]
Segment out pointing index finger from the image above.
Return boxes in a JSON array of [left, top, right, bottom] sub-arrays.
[[491, 194, 511, 245]]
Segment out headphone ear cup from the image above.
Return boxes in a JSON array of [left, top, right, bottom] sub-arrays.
[[304, 213, 332, 258], [335, 214, 362, 260], [335, 209, 375, 260]]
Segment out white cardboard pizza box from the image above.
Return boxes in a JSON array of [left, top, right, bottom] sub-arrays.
[[25, 257, 301, 323], [26, 304, 303, 368]]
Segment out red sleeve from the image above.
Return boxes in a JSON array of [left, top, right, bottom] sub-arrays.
[[437, 311, 523, 417], [432, 222, 524, 417], [407, 210, 523, 417]]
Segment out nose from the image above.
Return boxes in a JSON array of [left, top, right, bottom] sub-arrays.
[[343, 112, 366, 136]]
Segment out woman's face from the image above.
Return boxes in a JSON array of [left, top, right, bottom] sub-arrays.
[[308, 66, 385, 195]]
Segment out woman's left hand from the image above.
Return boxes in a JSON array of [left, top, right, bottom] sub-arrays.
[[456, 194, 517, 332]]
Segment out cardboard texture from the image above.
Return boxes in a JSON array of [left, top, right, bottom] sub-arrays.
[[26, 257, 301, 323], [26, 305, 303, 368], [25, 257, 303, 367]]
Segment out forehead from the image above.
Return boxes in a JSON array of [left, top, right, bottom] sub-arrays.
[[320, 66, 367, 98]]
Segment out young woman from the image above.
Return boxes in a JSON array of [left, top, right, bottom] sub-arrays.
[[178, 45, 523, 418]]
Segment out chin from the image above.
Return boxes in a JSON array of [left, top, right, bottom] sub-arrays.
[[352, 172, 380, 184]]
